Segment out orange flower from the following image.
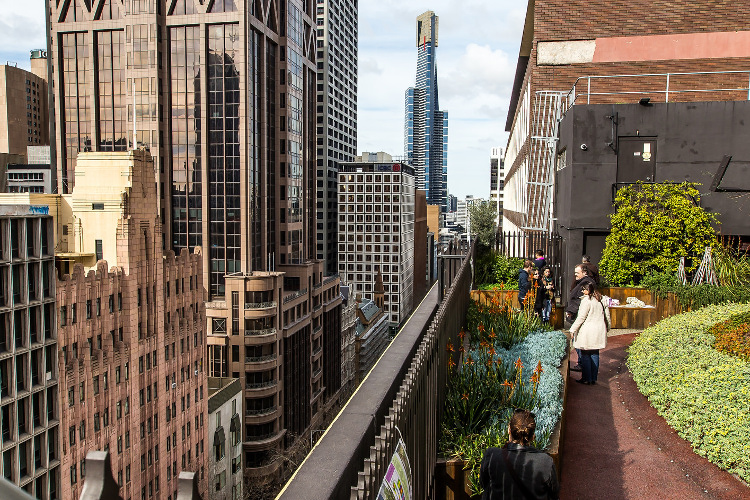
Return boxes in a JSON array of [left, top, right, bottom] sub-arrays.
[[477, 323, 485, 333], [448, 356, 456, 370], [534, 361, 544, 374], [447, 341, 454, 353], [488, 347, 496, 357], [461, 393, 469, 401], [515, 357, 524, 370], [501, 379, 513, 388]]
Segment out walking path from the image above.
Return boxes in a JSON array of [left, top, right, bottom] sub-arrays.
[[559, 332, 750, 500]]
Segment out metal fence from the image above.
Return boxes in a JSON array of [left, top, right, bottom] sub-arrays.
[[350, 241, 475, 499], [495, 230, 566, 297]]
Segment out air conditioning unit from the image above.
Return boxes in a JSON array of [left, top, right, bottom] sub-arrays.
[[45, 372, 52, 381], [171, 382, 177, 389], [194, 370, 198, 376]]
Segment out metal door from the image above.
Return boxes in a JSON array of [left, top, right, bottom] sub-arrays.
[[617, 137, 657, 183]]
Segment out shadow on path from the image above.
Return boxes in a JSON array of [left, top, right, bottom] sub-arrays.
[[560, 333, 749, 500]]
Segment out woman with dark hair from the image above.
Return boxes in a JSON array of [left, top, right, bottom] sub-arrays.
[[569, 282, 610, 385], [480, 409, 559, 499], [540, 267, 555, 324]]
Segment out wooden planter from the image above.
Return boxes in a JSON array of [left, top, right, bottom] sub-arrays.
[[435, 342, 571, 499], [470, 290, 565, 330], [600, 287, 682, 329]]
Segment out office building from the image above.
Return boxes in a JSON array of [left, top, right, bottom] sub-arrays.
[[0, 205, 59, 500], [338, 161, 415, 327], [405, 11, 448, 212], [0, 56, 49, 157], [315, 0, 359, 274], [48, 0, 343, 480], [40, 151, 207, 500], [4, 165, 53, 194], [490, 147, 503, 229]]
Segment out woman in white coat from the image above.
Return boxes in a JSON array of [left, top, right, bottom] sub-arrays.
[[569, 282, 610, 385]]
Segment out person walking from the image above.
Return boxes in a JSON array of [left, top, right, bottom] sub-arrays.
[[566, 264, 596, 371], [480, 409, 560, 499], [518, 260, 533, 310], [569, 282, 610, 385]]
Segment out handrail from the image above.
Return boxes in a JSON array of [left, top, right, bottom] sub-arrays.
[[244, 327, 276, 336], [283, 288, 308, 304], [245, 354, 276, 363], [246, 405, 277, 417], [246, 380, 277, 389], [244, 301, 276, 309], [562, 70, 750, 110]]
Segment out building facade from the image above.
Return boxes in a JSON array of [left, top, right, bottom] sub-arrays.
[[47, 0, 343, 481], [338, 162, 415, 327], [489, 147, 503, 229], [50, 151, 208, 500], [0, 206, 59, 500], [207, 377, 243, 500], [5, 165, 53, 194], [503, 0, 750, 235], [315, 0, 358, 274], [404, 11, 448, 212], [0, 57, 49, 157]]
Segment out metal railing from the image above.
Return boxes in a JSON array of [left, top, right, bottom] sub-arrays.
[[246, 380, 277, 390], [244, 327, 276, 336], [277, 240, 474, 500], [563, 70, 750, 111], [246, 405, 277, 417], [283, 288, 308, 304], [244, 301, 276, 310], [245, 354, 276, 363]]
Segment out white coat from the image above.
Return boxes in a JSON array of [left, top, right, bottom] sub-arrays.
[[570, 295, 610, 350]]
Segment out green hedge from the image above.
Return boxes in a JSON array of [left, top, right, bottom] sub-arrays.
[[628, 303, 750, 481]]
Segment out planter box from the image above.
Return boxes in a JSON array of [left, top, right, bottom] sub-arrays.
[[435, 342, 571, 499], [470, 290, 565, 330], [600, 287, 682, 329]]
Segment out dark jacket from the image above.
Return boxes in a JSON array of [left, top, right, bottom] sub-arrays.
[[565, 276, 596, 317], [583, 263, 601, 286], [518, 269, 531, 300], [480, 443, 560, 500], [534, 276, 546, 314], [533, 257, 546, 270]]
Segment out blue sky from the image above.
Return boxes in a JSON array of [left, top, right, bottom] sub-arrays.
[[2, 0, 527, 199]]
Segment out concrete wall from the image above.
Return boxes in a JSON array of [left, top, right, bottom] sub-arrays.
[[555, 100, 750, 285]]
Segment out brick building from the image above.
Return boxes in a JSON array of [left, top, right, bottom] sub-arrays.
[[503, 0, 750, 235], [8, 150, 209, 500]]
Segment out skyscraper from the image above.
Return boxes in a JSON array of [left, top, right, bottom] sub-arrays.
[[48, 0, 342, 482], [315, 0, 358, 274], [405, 10, 448, 212]]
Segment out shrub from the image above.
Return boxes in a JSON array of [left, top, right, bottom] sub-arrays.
[[466, 298, 547, 348], [600, 182, 718, 286], [642, 271, 750, 309], [492, 255, 525, 288], [628, 303, 750, 482], [709, 311, 750, 361]]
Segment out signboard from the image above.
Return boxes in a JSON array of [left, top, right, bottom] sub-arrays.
[[376, 435, 412, 500]]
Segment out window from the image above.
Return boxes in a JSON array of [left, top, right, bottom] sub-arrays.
[[95, 240, 103, 261]]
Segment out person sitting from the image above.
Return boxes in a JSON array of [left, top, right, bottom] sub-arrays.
[[480, 409, 560, 499]]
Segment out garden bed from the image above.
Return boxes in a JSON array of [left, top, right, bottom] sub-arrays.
[[435, 343, 569, 499], [628, 303, 750, 483], [435, 298, 569, 498], [600, 287, 682, 329]]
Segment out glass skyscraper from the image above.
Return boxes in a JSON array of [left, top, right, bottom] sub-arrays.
[[405, 10, 448, 212]]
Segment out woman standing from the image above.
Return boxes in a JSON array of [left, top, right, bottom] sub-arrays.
[[569, 282, 610, 385]]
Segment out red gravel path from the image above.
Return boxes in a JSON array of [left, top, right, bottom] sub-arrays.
[[559, 333, 750, 500]]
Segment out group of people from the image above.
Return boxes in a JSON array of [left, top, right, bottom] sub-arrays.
[[479, 256, 610, 499], [517, 250, 556, 324]]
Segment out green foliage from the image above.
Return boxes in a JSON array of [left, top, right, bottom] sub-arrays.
[[712, 241, 750, 287], [492, 255, 525, 288], [474, 250, 497, 289], [600, 182, 719, 286], [643, 271, 750, 309], [466, 299, 548, 348], [469, 201, 498, 250], [628, 303, 750, 482]]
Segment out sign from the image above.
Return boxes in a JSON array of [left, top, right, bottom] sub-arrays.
[[376, 435, 412, 500]]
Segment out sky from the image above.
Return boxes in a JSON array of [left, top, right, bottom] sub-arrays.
[[1, 0, 527, 199]]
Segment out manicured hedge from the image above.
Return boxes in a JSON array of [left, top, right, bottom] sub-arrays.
[[628, 303, 750, 481]]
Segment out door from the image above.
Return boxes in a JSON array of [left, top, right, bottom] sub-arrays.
[[617, 137, 657, 183]]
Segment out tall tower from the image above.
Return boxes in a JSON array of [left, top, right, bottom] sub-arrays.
[[48, 0, 343, 484], [405, 10, 448, 213], [315, 0, 359, 274]]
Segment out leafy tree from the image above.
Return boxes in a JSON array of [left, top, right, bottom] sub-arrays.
[[469, 201, 497, 250], [600, 182, 718, 286]]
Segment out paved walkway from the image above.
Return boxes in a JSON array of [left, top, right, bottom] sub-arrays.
[[559, 333, 750, 500]]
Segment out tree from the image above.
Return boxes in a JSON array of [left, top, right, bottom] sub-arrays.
[[469, 201, 497, 250], [600, 182, 719, 286]]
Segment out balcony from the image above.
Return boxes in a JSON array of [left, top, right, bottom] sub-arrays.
[[244, 301, 276, 310], [244, 327, 276, 337], [245, 405, 279, 424], [283, 288, 308, 304]]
